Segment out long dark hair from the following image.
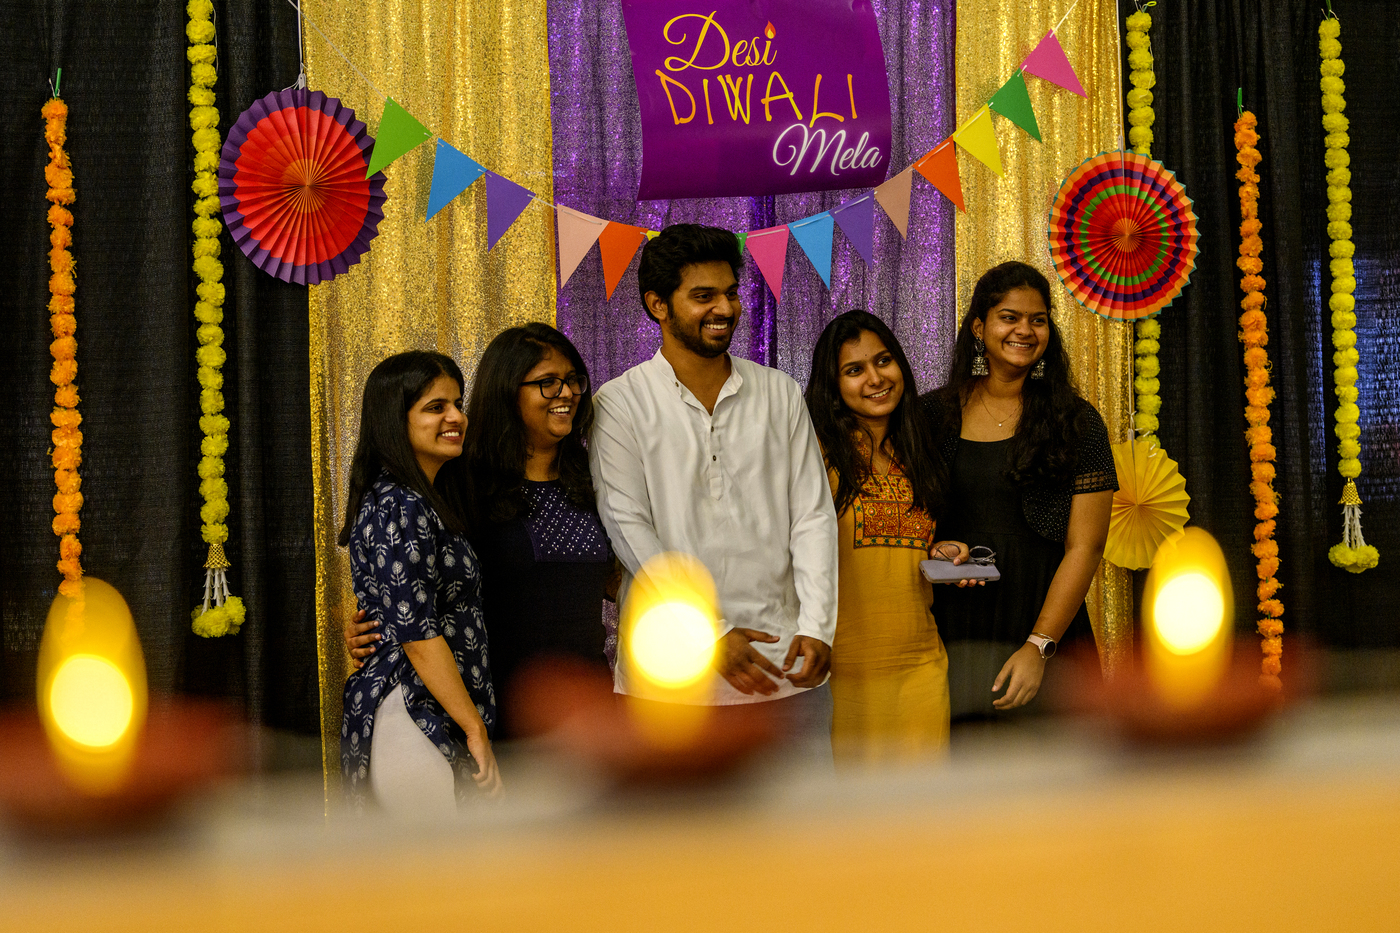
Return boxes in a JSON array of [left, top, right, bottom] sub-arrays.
[[939, 261, 1084, 488], [806, 310, 945, 520], [465, 322, 596, 524], [338, 351, 470, 546]]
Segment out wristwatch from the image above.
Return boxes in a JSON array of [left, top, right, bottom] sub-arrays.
[[1027, 632, 1057, 659]]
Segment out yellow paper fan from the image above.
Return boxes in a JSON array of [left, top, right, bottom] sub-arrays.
[[1106, 439, 1191, 570]]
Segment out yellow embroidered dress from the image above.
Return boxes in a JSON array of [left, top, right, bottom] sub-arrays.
[[828, 456, 950, 764]]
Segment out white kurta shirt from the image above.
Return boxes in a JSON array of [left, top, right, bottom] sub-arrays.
[[589, 350, 839, 705]]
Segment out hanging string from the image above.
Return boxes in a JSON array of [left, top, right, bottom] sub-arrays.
[[279, 0, 387, 102]]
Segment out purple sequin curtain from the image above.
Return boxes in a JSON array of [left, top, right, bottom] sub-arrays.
[[548, 0, 957, 391]]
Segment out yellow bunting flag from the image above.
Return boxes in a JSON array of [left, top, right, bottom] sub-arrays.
[[953, 105, 1003, 176]]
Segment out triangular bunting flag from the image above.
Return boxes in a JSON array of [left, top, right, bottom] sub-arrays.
[[735, 231, 748, 255], [1021, 31, 1087, 97], [988, 70, 1042, 141], [485, 172, 536, 249], [598, 222, 647, 300], [425, 140, 487, 220], [789, 211, 834, 288], [365, 97, 433, 178], [832, 193, 875, 267], [954, 106, 1003, 176], [556, 205, 606, 289], [745, 225, 790, 301], [873, 166, 913, 237], [914, 141, 965, 212]]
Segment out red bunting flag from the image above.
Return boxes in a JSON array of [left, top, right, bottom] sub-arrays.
[[598, 222, 648, 300]]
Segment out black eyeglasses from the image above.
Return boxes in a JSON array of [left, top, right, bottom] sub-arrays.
[[520, 374, 589, 399]]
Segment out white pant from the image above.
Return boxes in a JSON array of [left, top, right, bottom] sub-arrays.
[[368, 684, 456, 818]]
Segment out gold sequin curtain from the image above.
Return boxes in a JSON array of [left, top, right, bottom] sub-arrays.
[[305, 0, 556, 796], [953, 0, 1133, 675]]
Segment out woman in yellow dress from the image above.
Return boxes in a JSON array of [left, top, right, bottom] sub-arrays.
[[805, 311, 973, 764]]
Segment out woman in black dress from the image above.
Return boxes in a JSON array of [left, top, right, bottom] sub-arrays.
[[347, 324, 612, 739], [924, 262, 1116, 721]]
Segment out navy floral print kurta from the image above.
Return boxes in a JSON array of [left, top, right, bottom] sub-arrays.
[[340, 475, 495, 810]]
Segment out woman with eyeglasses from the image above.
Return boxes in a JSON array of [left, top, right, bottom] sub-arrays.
[[347, 324, 613, 740]]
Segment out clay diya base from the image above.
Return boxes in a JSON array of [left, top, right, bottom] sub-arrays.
[[510, 660, 777, 783], [0, 702, 242, 835]]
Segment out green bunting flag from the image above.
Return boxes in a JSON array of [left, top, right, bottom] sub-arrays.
[[988, 70, 1042, 142], [365, 97, 433, 178]]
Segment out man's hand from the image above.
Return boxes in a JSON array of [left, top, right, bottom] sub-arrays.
[[343, 609, 380, 671], [715, 628, 783, 695], [991, 643, 1047, 710], [782, 635, 831, 688]]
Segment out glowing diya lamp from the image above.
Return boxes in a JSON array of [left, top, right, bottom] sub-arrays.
[[0, 578, 240, 833], [37, 577, 147, 795], [620, 552, 721, 748], [1141, 527, 1232, 710]]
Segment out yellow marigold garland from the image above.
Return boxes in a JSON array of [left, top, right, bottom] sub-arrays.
[[1125, 7, 1162, 446], [44, 96, 84, 600], [188, 0, 244, 637], [1318, 16, 1378, 573], [1234, 111, 1283, 693]]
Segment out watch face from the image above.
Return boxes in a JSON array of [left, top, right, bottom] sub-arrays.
[[1042, 639, 1056, 658]]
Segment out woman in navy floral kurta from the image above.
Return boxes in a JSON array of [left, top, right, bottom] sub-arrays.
[[340, 476, 495, 810], [338, 350, 499, 812]]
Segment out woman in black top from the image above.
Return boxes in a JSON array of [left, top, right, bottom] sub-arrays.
[[463, 324, 611, 737], [924, 262, 1116, 720], [347, 324, 612, 739]]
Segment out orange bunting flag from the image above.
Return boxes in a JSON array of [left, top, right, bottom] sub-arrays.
[[598, 222, 648, 300], [915, 141, 965, 212], [873, 165, 913, 237], [556, 205, 606, 290]]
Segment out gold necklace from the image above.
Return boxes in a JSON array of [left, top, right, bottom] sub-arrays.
[[979, 389, 1022, 428]]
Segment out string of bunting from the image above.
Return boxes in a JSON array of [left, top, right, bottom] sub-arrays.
[[188, 0, 245, 636], [1318, 12, 1378, 573], [1124, 4, 1162, 446], [1234, 109, 1284, 693], [286, 0, 1089, 300], [43, 81, 85, 602]]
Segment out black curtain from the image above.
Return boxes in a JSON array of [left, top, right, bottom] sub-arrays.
[[0, 0, 320, 732], [1120, 0, 1400, 648]]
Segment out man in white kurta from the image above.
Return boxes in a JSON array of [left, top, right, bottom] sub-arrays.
[[589, 224, 838, 746]]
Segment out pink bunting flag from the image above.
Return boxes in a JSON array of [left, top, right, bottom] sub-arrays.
[[745, 225, 790, 301], [873, 166, 913, 238], [556, 205, 606, 289], [1021, 31, 1087, 97]]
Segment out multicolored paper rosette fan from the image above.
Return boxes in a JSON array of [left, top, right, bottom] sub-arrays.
[[219, 89, 387, 285], [1106, 438, 1191, 570], [1047, 150, 1199, 321]]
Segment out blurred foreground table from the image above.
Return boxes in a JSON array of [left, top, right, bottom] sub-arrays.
[[4, 696, 1399, 932]]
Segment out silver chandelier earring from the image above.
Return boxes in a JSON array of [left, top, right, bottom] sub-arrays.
[[972, 336, 989, 376], [1030, 358, 1046, 380]]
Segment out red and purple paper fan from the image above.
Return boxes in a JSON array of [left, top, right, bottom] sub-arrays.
[[218, 89, 387, 285], [1047, 151, 1199, 321]]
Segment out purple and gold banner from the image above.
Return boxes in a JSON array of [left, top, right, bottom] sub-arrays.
[[621, 0, 893, 200]]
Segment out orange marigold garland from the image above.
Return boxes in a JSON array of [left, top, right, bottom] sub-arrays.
[[1234, 110, 1283, 693], [44, 94, 84, 600]]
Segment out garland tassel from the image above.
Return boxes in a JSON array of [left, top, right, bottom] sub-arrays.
[[1234, 110, 1283, 693], [1126, 6, 1162, 447], [45, 94, 84, 601], [1318, 15, 1378, 573], [188, 0, 244, 636]]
